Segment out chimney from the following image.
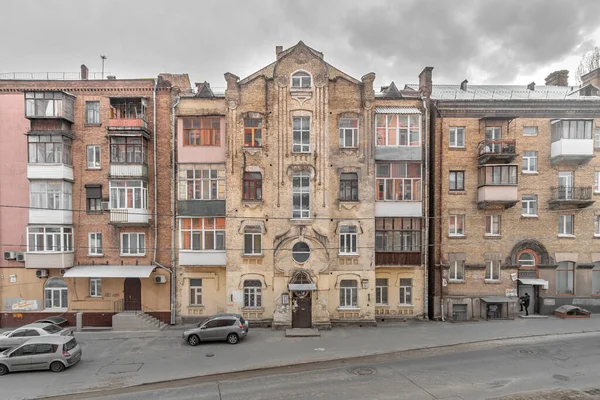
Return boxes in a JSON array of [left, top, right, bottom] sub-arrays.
[[545, 70, 569, 86], [80, 64, 89, 80], [276, 46, 283, 58], [418, 67, 434, 98], [527, 82, 535, 91], [460, 79, 468, 91]]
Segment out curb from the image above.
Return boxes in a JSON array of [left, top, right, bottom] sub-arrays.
[[38, 329, 600, 400]]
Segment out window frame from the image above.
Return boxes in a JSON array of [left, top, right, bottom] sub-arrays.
[[339, 118, 359, 148], [595, 171, 600, 194], [292, 116, 311, 153], [375, 217, 422, 253], [376, 162, 422, 201], [478, 165, 519, 186], [593, 263, 600, 295], [399, 278, 413, 305], [27, 226, 73, 253], [522, 194, 538, 217], [179, 217, 226, 251], [448, 215, 465, 237], [86, 145, 101, 169], [243, 172, 262, 201], [44, 277, 68, 309], [485, 215, 501, 236], [85, 101, 100, 125], [291, 71, 312, 89], [182, 118, 221, 146], [25, 92, 65, 118], [88, 232, 103, 256], [27, 135, 72, 165], [522, 151, 538, 173], [243, 226, 262, 256], [339, 172, 358, 201], [243, 119, 262, 148], [90, 278, 102, 298], [449, 260, 465, 281], [594, 216, 600, 237], [178, 164, 226, 201], [556, 261, 574, 295], [376, 114, 421, 147], [595, 128, 600, 149], [110, 137, 148, 165], [449, 127, 465, 148], [189, 278, 203, 306], [120, 232, 146, 256], [339, 225, 358, 255], [30, 181, 72, 211], [485, 260, 501, 281], [449, 171, 465, 191], [375, 278, 388, 305], [339, 280, 358, 308], [243, 280, 262, 308], [558, 214, 575, 237], [523, 126, 538, 136], [292, 172, 310, 219], [109, 180, 148, 210]]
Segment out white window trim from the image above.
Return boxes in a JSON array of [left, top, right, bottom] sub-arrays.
[[448, 215, 465, 236], [179, 217, 226, 252], [339, 118, 359, 148], [90, 278, 102, 298], [120, 232, 146, 256], [521, 195, 538, 217], [29, 181, 72, 211], [594, 216, 600, 237], [27, 226, 73, 253], [243, 284, 262, 308], [190, 279, 203, 306], [449, 127, 465, 148], [485, 215, 502, 236], [375, 114, 422, 147], [290, 71, 312, 89], [523, 126, 538, 136], [87, 145, 101, 169], [595, 172, 600, 194], [399, 279, 413, 305], [375, 279, 388, 306], [243, 229, 262, 256], [485, 260, 501, 281], [339, 286, 358, 309], [522, 151, 538, 173], [292, 172, 311, 219], [292, 116, 311, 153], [558, 215, 575, 237], [88, 232, 103, 256], [109, 180, 148, 210], [449, 260, 465, 281], [178, 164, 226, 201], [339, 227, 358, 255]]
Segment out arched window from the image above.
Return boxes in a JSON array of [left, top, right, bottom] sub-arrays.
[[291, 71, 311, 88], [45, 277, 68, 309], [518, 252, 536, 266]]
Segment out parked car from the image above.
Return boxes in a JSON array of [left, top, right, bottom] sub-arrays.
[[183, 314, 249, 346], [0, 323, 73, 351], [34, 316, 69, 327], [0, 336, 82, 375]]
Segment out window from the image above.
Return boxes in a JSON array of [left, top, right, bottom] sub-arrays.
[[556, 261, 574, 294], [399, 278, 412, 305], [478, 165, 518, 186], [522, 195, 538, 216], [244, 226, 262, 255], [339, 280, 358, 308], [85, 101, 100, 124], [88, 233, 102, 255], [292, 242, 310, 263], [190, 279, 202, 306], [376, 114, 420, 146], [291, 71, 311, 88], [86, 185, 102, 213], [595, 128, 600, 149], [110, 137, 147, 164], [244, 119, 262, 147], [34, 344, 57, 354], [595, 216, 600, 237], [449, 171, 465, 191], [486, 261, 501, 281], [339, 173, 358, 201], [28, 135, 72, 165], [25, 91, 65, 118], [593, 263, 600, 295], [339, 226, 358, 255], [558, 171, 574, 200], [339, 118, 359, 148], [375, 218, 421, 252], [110, 181, 147, 209], [183, 118, 220, 146], [595, 171, 600, 193], [244, 280, 262, 308], [551, 120, 593, 142], [90, 278, 102, 297], [376, 163, 422, 201], [292, 117, 310, 153], [375, 278, 388, 305], [109, 98, 147, 121], [243, 172, 262, 201], [44, 277, 68, 309], [522, 151, 538, 173], [449, 215, 465, 236], [449, 127, 465, 148], [121, 233, 145, 256], [485, 215, 501, 236], [449, 260, 465, 281], [30, 181, 72, 210], [87, 145, 101, 169], [178, 164, 226, 201], [180, 218, 225, 251], [523, 126, 538, 136], [518, 252, 536, 266], [27, 227, 72, 252], [292, 172, 310, 218], [558, 215, 574, 236]]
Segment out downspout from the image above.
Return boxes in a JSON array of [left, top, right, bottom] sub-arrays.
[[170, 95, 181, 325], [153, 79, 158, 263], [438, 105, 445, 322], [421, 96, 429, 320]]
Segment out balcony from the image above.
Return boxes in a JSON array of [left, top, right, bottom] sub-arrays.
[[179, 251, 226, 266], [478, 139, 517, 164], [108, 98, 149, 134], [109, 209, 149, 225], [29, 209, 73, 225], [110, 164, 148, 178], [477, 165, 519, 209], [550, 120, 595, 165], [25, 252, 74, 269], [27, 164, 74, 181], [548, 187, 594, 210], [375, 252, 421, 266], [25, 91, 75, 123]]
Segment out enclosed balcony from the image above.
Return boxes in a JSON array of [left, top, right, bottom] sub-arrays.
[[478, 139, 517, 164], [375, 218, 422, 266], [25, 226, 74, 269], [109, 137, 148, 178], [27, 135, 73, 181], [108, 98, 149, 132], [109, 209, 149, 225], [477, 165, 519, 209], [25, 91, 75, 123], [548, 186, 594, 210], [550, 120, 594, 165]]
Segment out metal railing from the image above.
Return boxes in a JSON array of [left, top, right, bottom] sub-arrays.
[[478, 139, 516, 156], [550, 186, 593, 201], [0, 72, 111, 80], [113, 299, 163, 328]]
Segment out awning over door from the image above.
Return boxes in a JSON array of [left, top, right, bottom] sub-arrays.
[[518, 278, 548, 286], [288, 283, 317, 291], [481, 296, 517, 303], [63, 265, 155, 278]]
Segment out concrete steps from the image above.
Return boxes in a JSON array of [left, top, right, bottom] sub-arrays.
[[112, 311, 168, 331]]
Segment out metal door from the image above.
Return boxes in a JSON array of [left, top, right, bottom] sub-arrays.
[[292, 294, 312, 328], [124, 278, 142, 311]]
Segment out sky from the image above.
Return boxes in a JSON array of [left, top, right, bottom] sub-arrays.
[[1, 0, 599, 91]]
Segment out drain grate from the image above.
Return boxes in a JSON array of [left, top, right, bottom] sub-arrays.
[[583, 388, 600, 395], [349, 367, 377, 376]]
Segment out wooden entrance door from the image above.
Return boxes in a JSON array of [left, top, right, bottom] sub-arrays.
[[292, 293, 312, 328], [124, 278, 142, 311]]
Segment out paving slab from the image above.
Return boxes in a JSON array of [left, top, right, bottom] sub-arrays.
[[285, 328, 321, 337]]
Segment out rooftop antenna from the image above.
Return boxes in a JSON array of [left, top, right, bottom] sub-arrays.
[[100, 55, 107, 79]]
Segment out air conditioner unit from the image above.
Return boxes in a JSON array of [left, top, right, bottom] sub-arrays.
[[15, 253, 25, 262], [101, 201, 110, 211], [59, 269, 67, 276], [3, 251, 16, 260], [36, 269, 49, 278], [154, 275, 167, 284]]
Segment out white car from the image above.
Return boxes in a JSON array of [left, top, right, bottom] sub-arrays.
[[0, 323, 72, 351]]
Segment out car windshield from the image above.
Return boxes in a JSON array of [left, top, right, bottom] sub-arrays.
[[64, 338, 77, 351], [43, 324, 62, 334]]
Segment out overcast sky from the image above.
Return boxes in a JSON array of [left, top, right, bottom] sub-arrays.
[[2, 0, 599, 91]]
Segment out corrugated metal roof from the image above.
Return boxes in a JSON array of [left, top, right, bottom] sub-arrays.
[[375, 106, 421, 114], [405, 84, 600, 101]]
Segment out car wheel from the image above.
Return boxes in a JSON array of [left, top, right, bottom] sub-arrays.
[[50, 361, 65, 373], [187, 335, 200, 346], [227, 333, 239, 344], [0, 364, 8, 376]]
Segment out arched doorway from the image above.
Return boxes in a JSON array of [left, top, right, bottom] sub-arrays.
[[124, 278, 142, 311], [290, 270, 313, 328], [517, 250, 539, 315]]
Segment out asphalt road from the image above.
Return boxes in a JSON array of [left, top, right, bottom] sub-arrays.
[[56, 333, 600, 400]]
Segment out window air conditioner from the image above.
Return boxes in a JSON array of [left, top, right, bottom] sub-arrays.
[[154, 275, 167, 284], [15, 253, 25, 262], [36, 269, 49, 278], [101, 201, 110, 211], [3, 251, 16, 260]]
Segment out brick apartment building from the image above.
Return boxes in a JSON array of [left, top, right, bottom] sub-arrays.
[[420, 68, 600, 320], [0, 68, 188, 327]]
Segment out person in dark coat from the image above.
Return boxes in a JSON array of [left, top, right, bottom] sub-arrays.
[[522, 293, 531, 316]]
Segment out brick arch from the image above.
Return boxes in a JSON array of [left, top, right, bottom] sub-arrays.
[[507, 239, 552, 266]]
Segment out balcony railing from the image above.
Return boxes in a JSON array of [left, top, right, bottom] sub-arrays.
[[478, 139, 517, 164], [548, 186, 594, 210], [109, 209, 149, 224]]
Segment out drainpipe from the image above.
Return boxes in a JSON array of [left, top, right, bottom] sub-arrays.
[[153, 79, 158, 263], [421, 96, 429, 321], [170, 95, 181, 325], [438, 106, 445, 322]]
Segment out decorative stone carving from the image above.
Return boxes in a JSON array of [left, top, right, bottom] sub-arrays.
[[227, 100, 238, 110], [363, 100, 373, 110], [338, 201, 360, 211], [507, 239, 553, 266], [241, 200, 263, 210], [295, 48, 309, 64], [314, 73, 327, 87], [286, 164, 316, 179], [276, 74, 288, 87]]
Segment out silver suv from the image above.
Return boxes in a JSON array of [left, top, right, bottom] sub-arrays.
[[183, 314, 249, 346], [0, 336, 82, 375]]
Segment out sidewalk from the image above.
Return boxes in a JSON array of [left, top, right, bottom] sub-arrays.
[[7, 316, 600, 400]]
